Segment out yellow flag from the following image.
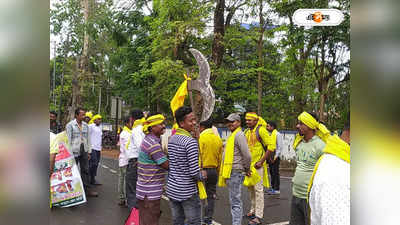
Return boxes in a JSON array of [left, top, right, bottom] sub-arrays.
[[170, 74, 191, 115]]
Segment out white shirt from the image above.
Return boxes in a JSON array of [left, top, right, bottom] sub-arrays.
[[89, 123, 103, 151], [309, 154, 350, 225], [275, 131, 283, 158], [119, 130, 131, 167], [125, 125, 145, 159]]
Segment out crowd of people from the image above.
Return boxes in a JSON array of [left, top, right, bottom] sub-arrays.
[[49, 106, 350, 225]]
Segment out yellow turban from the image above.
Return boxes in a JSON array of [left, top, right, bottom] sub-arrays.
[[293, 112, 331, 149], [89, 114, 102, 124], [85, 111, 93, 119], [245, 112, 267, 127], [143, 114, 166, 134]]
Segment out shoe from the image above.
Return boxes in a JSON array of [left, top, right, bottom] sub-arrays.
[[118, 200, 126, 206], [268, 189, 280, 195], [248, 217, 262, 225], [266, 189, 274, 195], [245, 213, 256, 220], [86, 190, 99, 197], [265, 188, 273, 194]]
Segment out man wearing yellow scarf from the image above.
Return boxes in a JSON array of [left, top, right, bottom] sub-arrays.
[[137, 113, 169, 225], [289, 112, 327, 225], [166, 106, 207, 225], [117, 116, 133, 206], [243, 112, 273, 225], [218, 113, 251, 225], [308, 123, 350, 225]]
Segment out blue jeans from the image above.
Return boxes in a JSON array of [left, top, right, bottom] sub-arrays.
[[170, 193, 201, 225], [226, 171, 245, 225], [89, 150, 101, 183]]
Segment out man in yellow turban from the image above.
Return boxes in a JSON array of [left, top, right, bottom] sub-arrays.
[[244, 112, 273, 225], [88, 114, 103, 185], [137, 113, 169, 225], [289, 112, 328, 225]]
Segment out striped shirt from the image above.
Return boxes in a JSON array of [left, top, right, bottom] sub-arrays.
[[136, 134, 168, 200], [166, 133, 203, 201]]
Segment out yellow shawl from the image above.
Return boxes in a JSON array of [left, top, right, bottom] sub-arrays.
[[307, 134, 350, 202], [218, 126, 241, 187], [293, 112, 331, 150], [175, 128, 207, 200]]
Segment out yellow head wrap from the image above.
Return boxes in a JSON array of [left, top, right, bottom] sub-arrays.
[[85, 111, 93, 119], [293, 112, 331, 149], [143, 114, 166, 134], [245, 112, 259, 120], [89, 114, 102, 124]]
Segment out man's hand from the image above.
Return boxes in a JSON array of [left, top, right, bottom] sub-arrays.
[[245, 169, 252, 177], [88, 153, 91, 160], [254, 161, 263, 169], [201, 169, 207, 179]]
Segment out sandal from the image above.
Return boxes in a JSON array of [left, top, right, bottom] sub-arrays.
[[245, 212, 256, 220], [248, 217, 262, 225]]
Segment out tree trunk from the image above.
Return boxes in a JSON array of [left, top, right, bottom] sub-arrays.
[[69, 56, 82, 121], [211, 0, 225, 71], [257, 0, 265, 115]]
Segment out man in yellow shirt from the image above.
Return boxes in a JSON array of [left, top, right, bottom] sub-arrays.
[[199, 118, 223, 225], [244, 112, 274, 225]]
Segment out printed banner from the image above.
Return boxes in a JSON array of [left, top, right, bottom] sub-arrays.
[[50, 137, 86, 207]]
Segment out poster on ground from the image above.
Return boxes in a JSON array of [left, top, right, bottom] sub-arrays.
[[50, 132, 86, 207]]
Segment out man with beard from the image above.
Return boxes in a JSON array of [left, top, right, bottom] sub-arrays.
[[136, 113, 169, 225], [289, 112, 330, 225]]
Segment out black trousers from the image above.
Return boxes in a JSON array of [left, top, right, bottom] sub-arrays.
[[74, 144, 91, 190], [126, 158, 138, 210], [270, 157, 280, 190]]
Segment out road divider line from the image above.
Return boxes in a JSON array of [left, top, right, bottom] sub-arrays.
[[267, 221, 289, 225], [109, 169, 117, 174], [102, 165, 109, 169]]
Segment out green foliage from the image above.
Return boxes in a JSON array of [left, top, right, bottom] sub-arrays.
[[50, 0, 350, 130]]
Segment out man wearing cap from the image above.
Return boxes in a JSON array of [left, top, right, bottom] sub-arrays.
[[308, 123, 350, 225], [218, 113, 251, 225], [244, 112, 273, 225], [88, 114, 103, 185], [137, 113, 169, 225], [125, 109, 145, 210], [289, 112, 330, 225]]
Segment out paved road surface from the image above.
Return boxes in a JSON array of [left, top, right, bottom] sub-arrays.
[[51, 156, 293, 225]]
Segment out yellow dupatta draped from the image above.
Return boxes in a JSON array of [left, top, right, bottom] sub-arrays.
[[175, 128, 207, 200], [125, 117, 145, 150], [218, 127, 241, 187], [293, 112, 331, 150], [307, 134, 350, 202]]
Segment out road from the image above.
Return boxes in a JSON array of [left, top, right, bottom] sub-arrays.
[[50, 156, 293, 225]]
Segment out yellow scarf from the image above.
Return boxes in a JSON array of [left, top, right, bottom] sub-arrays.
[[218, 126, 241, 187], [270, 129, 277, 151], [126, 117, 145, 149], [123, 126, 132, 134], [176, 127, 207, 200], [293, 112, 331, 149], [307, 134, 350, 202], [142, 114, 165, 134]]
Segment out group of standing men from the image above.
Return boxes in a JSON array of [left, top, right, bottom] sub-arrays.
[[116, 106, 285, 225], [50, 108, 104, 198]]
